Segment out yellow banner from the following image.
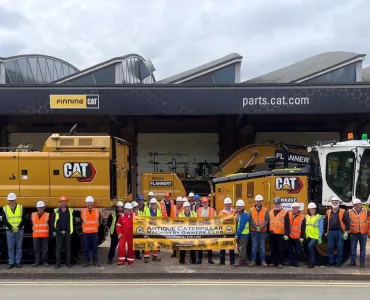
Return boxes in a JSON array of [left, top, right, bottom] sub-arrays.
[[50, 95, 99, 109], [133, 216, 236, 250]]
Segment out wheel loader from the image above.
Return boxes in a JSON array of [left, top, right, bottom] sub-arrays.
[[212, 133, 370, 265], [0, 128, 131, 263]]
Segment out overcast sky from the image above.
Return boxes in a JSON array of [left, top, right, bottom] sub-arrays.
[[0, 0, 369, 81]]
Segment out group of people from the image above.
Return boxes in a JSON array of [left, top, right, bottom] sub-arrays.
[[2, 190, 369, 269], [2, 193, 101, 269]]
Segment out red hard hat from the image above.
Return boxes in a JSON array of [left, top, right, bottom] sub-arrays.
[[164, 193, 170, 197], [59, 196, 68, 202], [201, 197, 209, 203]]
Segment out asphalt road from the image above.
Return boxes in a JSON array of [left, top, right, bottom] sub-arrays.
[[1, 280, 370, 299]]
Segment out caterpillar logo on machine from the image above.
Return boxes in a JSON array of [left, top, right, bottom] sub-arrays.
[[63, 162, 96, 182], [275, 177, 303, 194]]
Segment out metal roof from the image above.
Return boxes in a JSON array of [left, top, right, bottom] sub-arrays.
[[156, 53, 243, 84], [244, 51, 366, 84], [362, 66, 370, 82], [0, 54, 79, 71]]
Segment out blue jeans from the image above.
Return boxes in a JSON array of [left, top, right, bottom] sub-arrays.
[[250, 231, 266, 262], [350, 234, 367, 265], [327, 230, 344, 264], [307, 238, 317, 264], [6, 229, 24, 265], [83, 233, 99, 262]]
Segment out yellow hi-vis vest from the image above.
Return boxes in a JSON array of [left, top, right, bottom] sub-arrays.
[[54, 208, 74, 234], [4, 204, 23, 228], [305, 214, 321, 239], [138, 206, 149, 216], [110, 213, 119, 235], [179, 211, 196, 218], [237, 214, 250, 235]]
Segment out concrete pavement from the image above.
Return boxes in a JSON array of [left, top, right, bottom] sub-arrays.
[[1, 280, 370, 299], [1, 240, 370, 280]]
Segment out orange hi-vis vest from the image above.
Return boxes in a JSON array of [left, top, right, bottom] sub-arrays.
[[250, 207, 268, 232], [349, 209, 368, 234], [81, 208, 100, 234], [269, 209, 287, 234], [197, 207, 216, 217], [219, 208, 235, 217], [327, 208, 345, 232], [160, 201, 176, 218], [175, 206, 184, 217], [31, 212, 50, 238], [289, 211, 305, 239]]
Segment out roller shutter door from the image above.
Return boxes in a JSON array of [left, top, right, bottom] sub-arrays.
[[255, 132, 340, 146]]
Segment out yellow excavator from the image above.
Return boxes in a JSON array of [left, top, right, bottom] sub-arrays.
[[0, 125, 131, 263], [140, 142, 311, 202], [213, 133, 370, 264]]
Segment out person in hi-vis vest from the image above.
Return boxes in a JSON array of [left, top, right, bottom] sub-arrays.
[[31, 201, 50, 267], [51, 196, 76, 269], [81, 196, 101, 267], [107, 201, 124, 264], [2, 193, 26, 269]]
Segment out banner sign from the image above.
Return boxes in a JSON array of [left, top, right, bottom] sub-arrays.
[[133, 216, 236, 250]]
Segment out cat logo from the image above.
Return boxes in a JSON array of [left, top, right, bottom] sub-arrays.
[[275, 177, 303, 194], [63, 162, 96, 182]]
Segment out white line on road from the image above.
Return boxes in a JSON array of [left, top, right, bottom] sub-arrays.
[[1, 281, 370, 287]]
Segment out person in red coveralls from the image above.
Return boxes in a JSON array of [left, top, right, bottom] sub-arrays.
[[116, 202, 134, 265]]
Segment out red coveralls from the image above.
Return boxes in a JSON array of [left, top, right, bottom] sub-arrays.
[[116, 212, 134, 265]]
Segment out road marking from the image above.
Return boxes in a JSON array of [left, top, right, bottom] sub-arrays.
[[0, 281, 370, 287]]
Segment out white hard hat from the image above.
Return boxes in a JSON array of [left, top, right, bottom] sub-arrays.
[[116, 201, 124, 207], [85, 196, 94, 203], [352, 198, 362, 205], [181, 197, 188, 202], [149, 198, 158, 204], [291, 202, 300, 208], [131, 201, 138, 208], [7, 193, 17, 201], [308, 202, 317, 209], [330, 196, 340, 202], [188, 192, 195, 197], [183, 202, 191, 208], [176, 196, 183, 202], [124, 203, 133, 209], [36, 201, 45, 208], [255, 194, 264, 201], [236, 199, 245, 207], [148, 191, 154, 196], [224, 197, 232, 204]]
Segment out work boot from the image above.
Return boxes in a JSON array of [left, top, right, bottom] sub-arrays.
[[135, 254, 142, 260], [171, 251, 177, 258], [54, 263, 60, 269], [248, 261, 256, 267], [294, 263, 299, 267], [347, 262, 356, 267], [8, 264, 14, 270], [232, 262, 245, 268], [94, 261, 101, 267], [208, 259, 214, 264], [278, 264, 283, 269], [261, 261, 268, 267], [360, 264, 365, 268], [67, 263, 72, 268], [152, 256, 161, 262], [43, 262, 49, 267], [326, 263, 335, 267], [15, 264, 22, 268], [218, 261, 225, 265], [32, 262, 41, 267], [107, 260, 113, 265], [144, 257, 149, 263], [335, 263, 341, 268], [83, 262, 88, 267], [308, 263, 315, 269], [196, 260, 202, 264], [267, 263, 275, 267]]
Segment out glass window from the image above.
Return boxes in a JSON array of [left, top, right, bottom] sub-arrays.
[[213, 65, 235, 83], [14, 60, 24, 83], [45, 59, 54, 81], [28, 58, 39, 83], [305, 64, 357, 83], [356, 149, 370, 201], [186, 73, 215, 84], [17, 58, 29, 82], [326, 151, 355, 202], [4, 61, 17, 83], [66, 74, 95, 84], [92, 64, 115, 84]]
